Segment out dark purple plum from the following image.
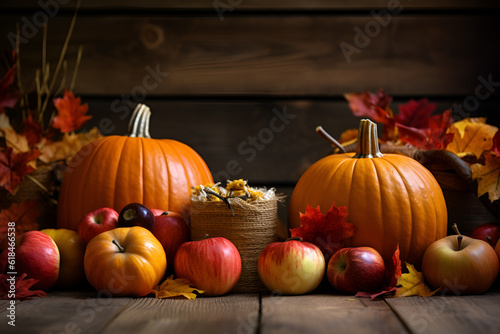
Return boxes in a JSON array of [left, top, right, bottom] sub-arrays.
[[118, 203, 154, 231]]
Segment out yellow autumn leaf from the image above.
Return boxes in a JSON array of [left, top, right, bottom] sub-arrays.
[[394, 263, 440, 298], [0, 126, 30, 153], [446, 117, 498, 158], [152, 275, 204, 300], [38, 127, 101, 164], [471, 152, 500, 202]]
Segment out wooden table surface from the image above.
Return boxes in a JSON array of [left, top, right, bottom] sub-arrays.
[[1, 287, 499, 334]]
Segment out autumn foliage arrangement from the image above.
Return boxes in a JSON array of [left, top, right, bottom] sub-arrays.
[[342, 90, 500, 203], [0, 47, 99, 248]]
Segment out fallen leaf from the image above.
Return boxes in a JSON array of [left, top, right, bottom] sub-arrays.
[[51, 90, 91, 133], [355, 287, 398, 300], [395, 98, 436, 129], [471, 152, 500, 202], [0, 147, 41, 193], [446, 118, 498, 158], [394, 263, 440, 298], [0, 273, 47, 300], [0, 65, 20, 113], [152, 275, 204, 300], [38, 127, 101, 164], [290, 203, 356, 262]]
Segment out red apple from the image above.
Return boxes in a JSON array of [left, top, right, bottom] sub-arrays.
[[470, 222, 500, 246], [118, 203, 154, 231], [151, 209, 165, 216], [422, 233, 499, 294], [78, 207, 119, 244], [153, 211, 190, 273], [327, 247, 385, 294], [174, 237, 241, 296], [258, 238, 325, 295], [0, 231, 60, 291]]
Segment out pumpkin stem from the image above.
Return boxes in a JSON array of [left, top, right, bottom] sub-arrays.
[[353, 119, 382, 159], [315, 126, 347, 153], [128, 103, 152, 138], [112, 239, 126, 253]]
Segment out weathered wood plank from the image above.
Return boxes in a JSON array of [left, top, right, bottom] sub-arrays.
[[386, 291, 500, 334], [261, 293, 409, 334], [0, 290, 131, 334], [1, 16, 498, 96], [2, 0, 499, 10], [81, 99, 500, 184], [102, 294, 259, 334]]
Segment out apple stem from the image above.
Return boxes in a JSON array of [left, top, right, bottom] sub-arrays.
[[452, 223, 461, 236], [486, 236, 492, 246], [112, 239, 125, 253], [457, 235, 463, 251], [204, 234, 210, 240], [285, 237, 303, 242]]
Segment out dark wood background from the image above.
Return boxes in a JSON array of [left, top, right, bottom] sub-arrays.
[[1, 0, 500, 223]]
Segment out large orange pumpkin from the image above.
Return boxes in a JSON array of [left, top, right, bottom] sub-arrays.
[[288, 119, 447, 266], [58, 104, 213, 230]]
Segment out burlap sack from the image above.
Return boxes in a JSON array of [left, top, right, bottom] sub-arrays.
[[190, 197, 278, 293]]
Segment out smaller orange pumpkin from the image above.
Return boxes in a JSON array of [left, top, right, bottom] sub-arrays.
[[84, 226, 166, 296]]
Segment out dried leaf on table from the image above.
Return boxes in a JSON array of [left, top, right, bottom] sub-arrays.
[[0, 273, 47, 300], [0, 147, 40, 193], [471, 152, 500, 202], [446, 117, 498, 159], [395, 98, 436, 129], [290, 203, 356, 261], [51, 90, 91, 133], [394, 263, 440, 298], [0, 65, 20, 113], [152, 275, 204, 300]]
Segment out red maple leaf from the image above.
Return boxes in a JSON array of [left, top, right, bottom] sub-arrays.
[[51, 90, 91, 133], [0, 65, 19, 114], [22, 114, 44, 148], [355, 244, 401, 299], [0, 147, 41, 193], [397, 109, 454, 150], [0, 201, 40, 251], [0, 273, 47, 300], [289, 203, 356, 262], [491, 131, 500, 156], [395, 98, 436, 129], [344, 90, 393, 124]]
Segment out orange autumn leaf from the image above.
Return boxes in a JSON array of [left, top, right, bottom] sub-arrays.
[[51, 90, 91, 133], [152, 275, 204, 300], [0, 148, 40, 193], [446, 118, 498, 159], [471, 152, 500, 202], [0, 201, 40, 251], [394, 263, 440, 298], [290, 203, 356, 262]]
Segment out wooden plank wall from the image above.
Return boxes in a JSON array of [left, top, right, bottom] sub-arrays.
[[1, 1, 499, 223]]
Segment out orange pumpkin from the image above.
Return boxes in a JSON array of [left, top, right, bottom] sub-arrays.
[[84, 226, 166, 296], [57, 104, 213, 230], [288, 119, 447, 266]]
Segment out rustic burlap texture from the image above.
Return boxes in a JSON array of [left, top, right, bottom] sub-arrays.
[[190, 197, 278, 293]]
